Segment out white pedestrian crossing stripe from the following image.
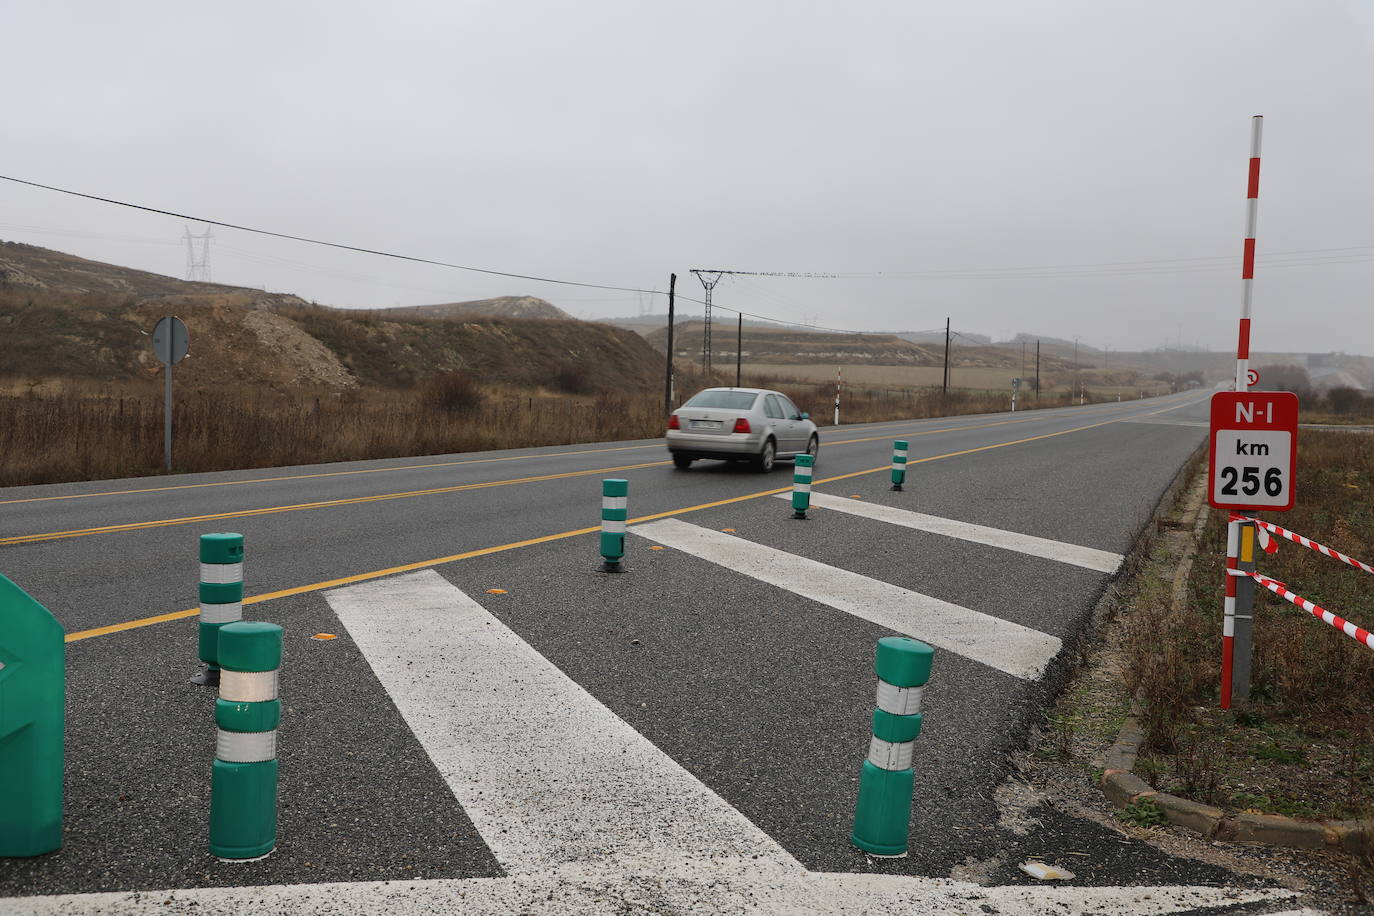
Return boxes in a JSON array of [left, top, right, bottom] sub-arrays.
[[7, 872, 1296, 915], [788, 493, 1123, 574], [633, 518, 1062, 681], [325, 569, 799, 876]]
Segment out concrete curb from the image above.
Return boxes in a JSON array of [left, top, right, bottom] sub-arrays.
[[1099, 711, 1374, 853]]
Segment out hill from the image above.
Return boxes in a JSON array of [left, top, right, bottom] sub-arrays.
[[645, 321, 942, 365], [0, 242, 665, 396], [382, 296, 572, 321], [0, 240, 306, 307]]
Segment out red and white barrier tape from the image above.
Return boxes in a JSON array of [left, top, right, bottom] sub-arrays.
[[1228, 568, 1374, 651], [1232, 514, 1374, 575]]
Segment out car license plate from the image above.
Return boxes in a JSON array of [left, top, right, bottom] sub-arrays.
[[689, 420, 722, 429]]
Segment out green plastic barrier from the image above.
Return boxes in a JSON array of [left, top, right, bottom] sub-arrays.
[[0, 574, 65, 856], [600, 479, 628, 571], [209, 620, 282, 860], [791, 454, 814, 518], [851, 636, 933, 857]]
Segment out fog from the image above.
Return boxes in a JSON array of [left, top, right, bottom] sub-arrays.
[[2, 0, 1371, 353]]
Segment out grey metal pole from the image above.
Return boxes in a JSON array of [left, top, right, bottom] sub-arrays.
[[664, 273, 676, 414], [164, 364, 173, 472], [735, 312, 742, 388], [942, 318, 950, 394], [1231, 519, 1258, 705]]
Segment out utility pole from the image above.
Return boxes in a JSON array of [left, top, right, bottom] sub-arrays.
[[1035, 340, 1040, 395], [735, 312, 742, 388], [663, 273, 676, 414], [1073, 337, 1080, 405], [1020, 340, 1026, 380], [942, 317, 951, 394], [692, 270, 724, 375]]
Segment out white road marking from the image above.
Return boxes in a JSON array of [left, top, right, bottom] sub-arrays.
[[1124, 417, 1210, 428], [325, 569, 800, 877], [4, 872, 1295, 916], [633, 519, 1062, 681], [790, 493, 1124, 574]]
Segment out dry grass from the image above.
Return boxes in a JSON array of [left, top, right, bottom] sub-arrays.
[[0, 385, 664, 487], [1125, 430, 1374, 821], [741, 361, 1170, 399], [1, 368, 1111, 487]]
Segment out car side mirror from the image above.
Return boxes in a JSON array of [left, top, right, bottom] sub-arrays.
[[796, 412, 809, 420]]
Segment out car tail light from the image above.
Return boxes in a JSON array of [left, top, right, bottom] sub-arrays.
[[667, 414, 680, 430], [733, 418, 751, 434]]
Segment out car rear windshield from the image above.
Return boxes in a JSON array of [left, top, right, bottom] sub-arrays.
[[682, 391, 759, 410]]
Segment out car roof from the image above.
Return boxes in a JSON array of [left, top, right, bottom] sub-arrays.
[[697, 387, 781, 395]]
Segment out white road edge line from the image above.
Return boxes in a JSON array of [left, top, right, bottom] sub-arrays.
[[324, 569, 800, 877], [2, 873, 1295, 916], [790, 493, 1124, 574], [632, 519, 1062, 681]]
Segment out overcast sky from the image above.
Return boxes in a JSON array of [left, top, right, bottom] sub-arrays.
[[2, 1, 1371, 353]]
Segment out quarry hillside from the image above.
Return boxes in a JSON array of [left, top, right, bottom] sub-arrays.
[[0, 241, 663, 395]]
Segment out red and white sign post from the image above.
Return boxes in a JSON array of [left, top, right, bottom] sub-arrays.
[[1234, 116, 1262, 392], [1210, 115, 1301, 709]]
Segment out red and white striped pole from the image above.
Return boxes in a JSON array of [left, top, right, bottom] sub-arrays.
[[1235, 115, 1263, 392], [1220, 518, 1239, 709]]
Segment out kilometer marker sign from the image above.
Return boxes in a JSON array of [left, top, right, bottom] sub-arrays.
[[1208, 391, 1298, 511]]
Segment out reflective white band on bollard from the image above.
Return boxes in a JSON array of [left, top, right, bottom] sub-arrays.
[[201, 562, 244, 584], [200, 602, 244, 624], [603, 496, 627, 512], [602, 519, 627, 534], [876, 681, 923, 716], [219, 669, 280, 703], [216, 729, 278, 763], [867, 736, 915, 771]]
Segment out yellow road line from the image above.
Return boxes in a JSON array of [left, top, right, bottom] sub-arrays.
[[5, 413, 1055, 547], [4, 461, 666, 547], [4, 394, 1166, 507], [0, 442, 667, 506], [64, 398, 1203, 644]]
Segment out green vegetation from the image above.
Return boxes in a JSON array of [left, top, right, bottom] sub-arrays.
[[1116, 798, 1167, 828]]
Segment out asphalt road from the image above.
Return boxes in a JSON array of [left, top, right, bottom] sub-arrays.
[[0, 391, 1303, 913]]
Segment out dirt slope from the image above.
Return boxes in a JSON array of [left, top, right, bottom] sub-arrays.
[[0, 243, 665, 396], [380, 296, 572, 320]]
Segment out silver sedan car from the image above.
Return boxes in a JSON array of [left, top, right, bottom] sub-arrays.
[[666, 387, 819, 472]]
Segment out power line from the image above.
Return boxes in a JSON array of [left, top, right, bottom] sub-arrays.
[[0, 176, 902, 334], [0, 174, 659, 296]]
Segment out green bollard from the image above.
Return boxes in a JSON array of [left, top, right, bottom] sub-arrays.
[[209, 620, 282, 861], [791, 453, 814, 519], [192, 533, 245, 687], [0, 574, 64, 856], [890, 440, 908, 492], [600, 479, 628, 572], [851, 636, 934, 857]]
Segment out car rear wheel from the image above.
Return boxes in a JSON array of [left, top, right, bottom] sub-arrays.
[[752, 438, 776, 472], [805, 435, 819, 463], [672, 455, 693, 469]]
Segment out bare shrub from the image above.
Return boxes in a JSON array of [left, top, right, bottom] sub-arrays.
[[1327, 386, 1365, 416], [419, 370, 485, 414], [552, 360, 593, 394]]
